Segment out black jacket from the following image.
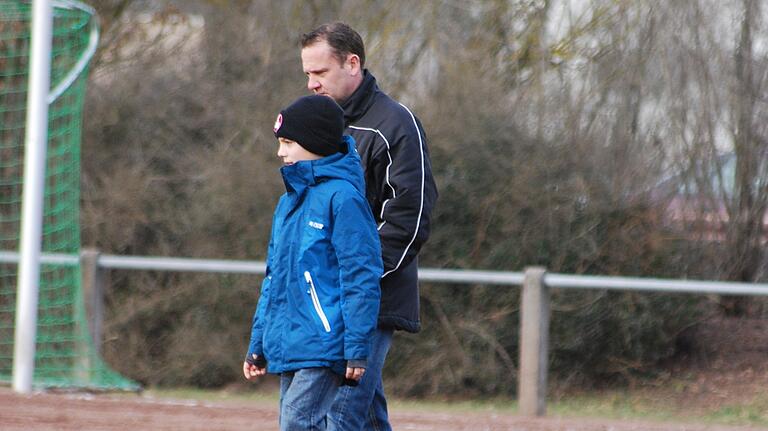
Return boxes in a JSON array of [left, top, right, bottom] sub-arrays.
[[341, 71, 438, 333]]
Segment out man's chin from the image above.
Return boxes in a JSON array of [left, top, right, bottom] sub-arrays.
[[316, 92, 334, 99]]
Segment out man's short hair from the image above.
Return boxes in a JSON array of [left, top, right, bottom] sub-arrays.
[[301, 22, 366, 68]]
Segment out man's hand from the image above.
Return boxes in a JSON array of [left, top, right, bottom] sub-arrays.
[[242, 354, 267, 381], [345, 366, 365, 383]]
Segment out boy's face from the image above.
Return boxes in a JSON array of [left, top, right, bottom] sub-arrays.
[[277, 137, 322, 166]]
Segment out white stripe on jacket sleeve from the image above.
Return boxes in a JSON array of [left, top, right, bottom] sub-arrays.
[[349, 103, 426, 278]]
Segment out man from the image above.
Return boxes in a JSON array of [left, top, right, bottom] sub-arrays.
[[300, 22, 438, 431]]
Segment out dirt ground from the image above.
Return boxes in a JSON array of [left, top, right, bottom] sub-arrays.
[[2, 317, 768, 430], [0, 387, 765, 431], [654, 317, 768, 411]]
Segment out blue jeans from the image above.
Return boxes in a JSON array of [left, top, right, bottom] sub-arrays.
[[327, 328, 394, 431], [280, 368, 341, 431]]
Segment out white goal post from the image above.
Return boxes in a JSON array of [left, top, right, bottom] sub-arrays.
[[13, 0, 54, 395]]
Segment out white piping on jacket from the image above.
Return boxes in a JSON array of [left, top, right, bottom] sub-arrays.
[[349, 103, 427, 278], [349, 125, 395, 226], [304, 271, 331, 332]]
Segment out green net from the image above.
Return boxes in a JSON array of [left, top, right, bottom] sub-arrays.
[[0, 1, 138, 390]]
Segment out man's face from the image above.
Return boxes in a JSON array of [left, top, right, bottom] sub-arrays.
[[301, 40, 361, 103], [277, 137, 322, 166]]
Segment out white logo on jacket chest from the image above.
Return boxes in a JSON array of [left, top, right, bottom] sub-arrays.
[[308, 221, 324, 230]]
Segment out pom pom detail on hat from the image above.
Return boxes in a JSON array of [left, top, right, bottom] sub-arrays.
[[274, 95, 345, 157]]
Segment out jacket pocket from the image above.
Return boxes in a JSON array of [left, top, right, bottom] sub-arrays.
[[304, 271, 331, 333]]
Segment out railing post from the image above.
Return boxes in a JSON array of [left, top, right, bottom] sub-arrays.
[[80, 248, 104, 354], [518, 266, 549, 416]]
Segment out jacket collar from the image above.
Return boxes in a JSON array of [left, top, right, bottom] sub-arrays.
[[340, 70, 378, 125], [280, 136, 363, 196], [280, 160, 314, 197]]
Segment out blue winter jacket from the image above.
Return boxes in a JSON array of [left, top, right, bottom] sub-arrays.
[[247, 136, 383, 374]]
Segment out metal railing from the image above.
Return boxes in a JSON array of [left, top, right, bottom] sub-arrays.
[[3, 249, 768, 415], [6, 250, 768, 295]]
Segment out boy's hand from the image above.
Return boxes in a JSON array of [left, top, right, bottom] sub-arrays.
[[243, 354, 267, 380], [345, 366, 365, 383]]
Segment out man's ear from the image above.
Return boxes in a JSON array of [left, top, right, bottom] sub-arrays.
[[346, 54, 362, 75]]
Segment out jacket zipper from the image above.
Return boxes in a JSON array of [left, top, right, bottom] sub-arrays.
[[304, 271, 331, 333]]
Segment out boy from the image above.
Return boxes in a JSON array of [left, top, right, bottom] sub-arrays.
[[243, 95, 382, 431]]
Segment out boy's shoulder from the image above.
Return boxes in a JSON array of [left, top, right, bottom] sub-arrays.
[[311, 174, 354, 189], [310, 179, 365, 209]]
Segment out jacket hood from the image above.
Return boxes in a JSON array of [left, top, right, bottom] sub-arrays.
[[280, 135, 363, 196]]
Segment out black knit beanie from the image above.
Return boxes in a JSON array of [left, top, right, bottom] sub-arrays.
[[273, 95, 345, 157]]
